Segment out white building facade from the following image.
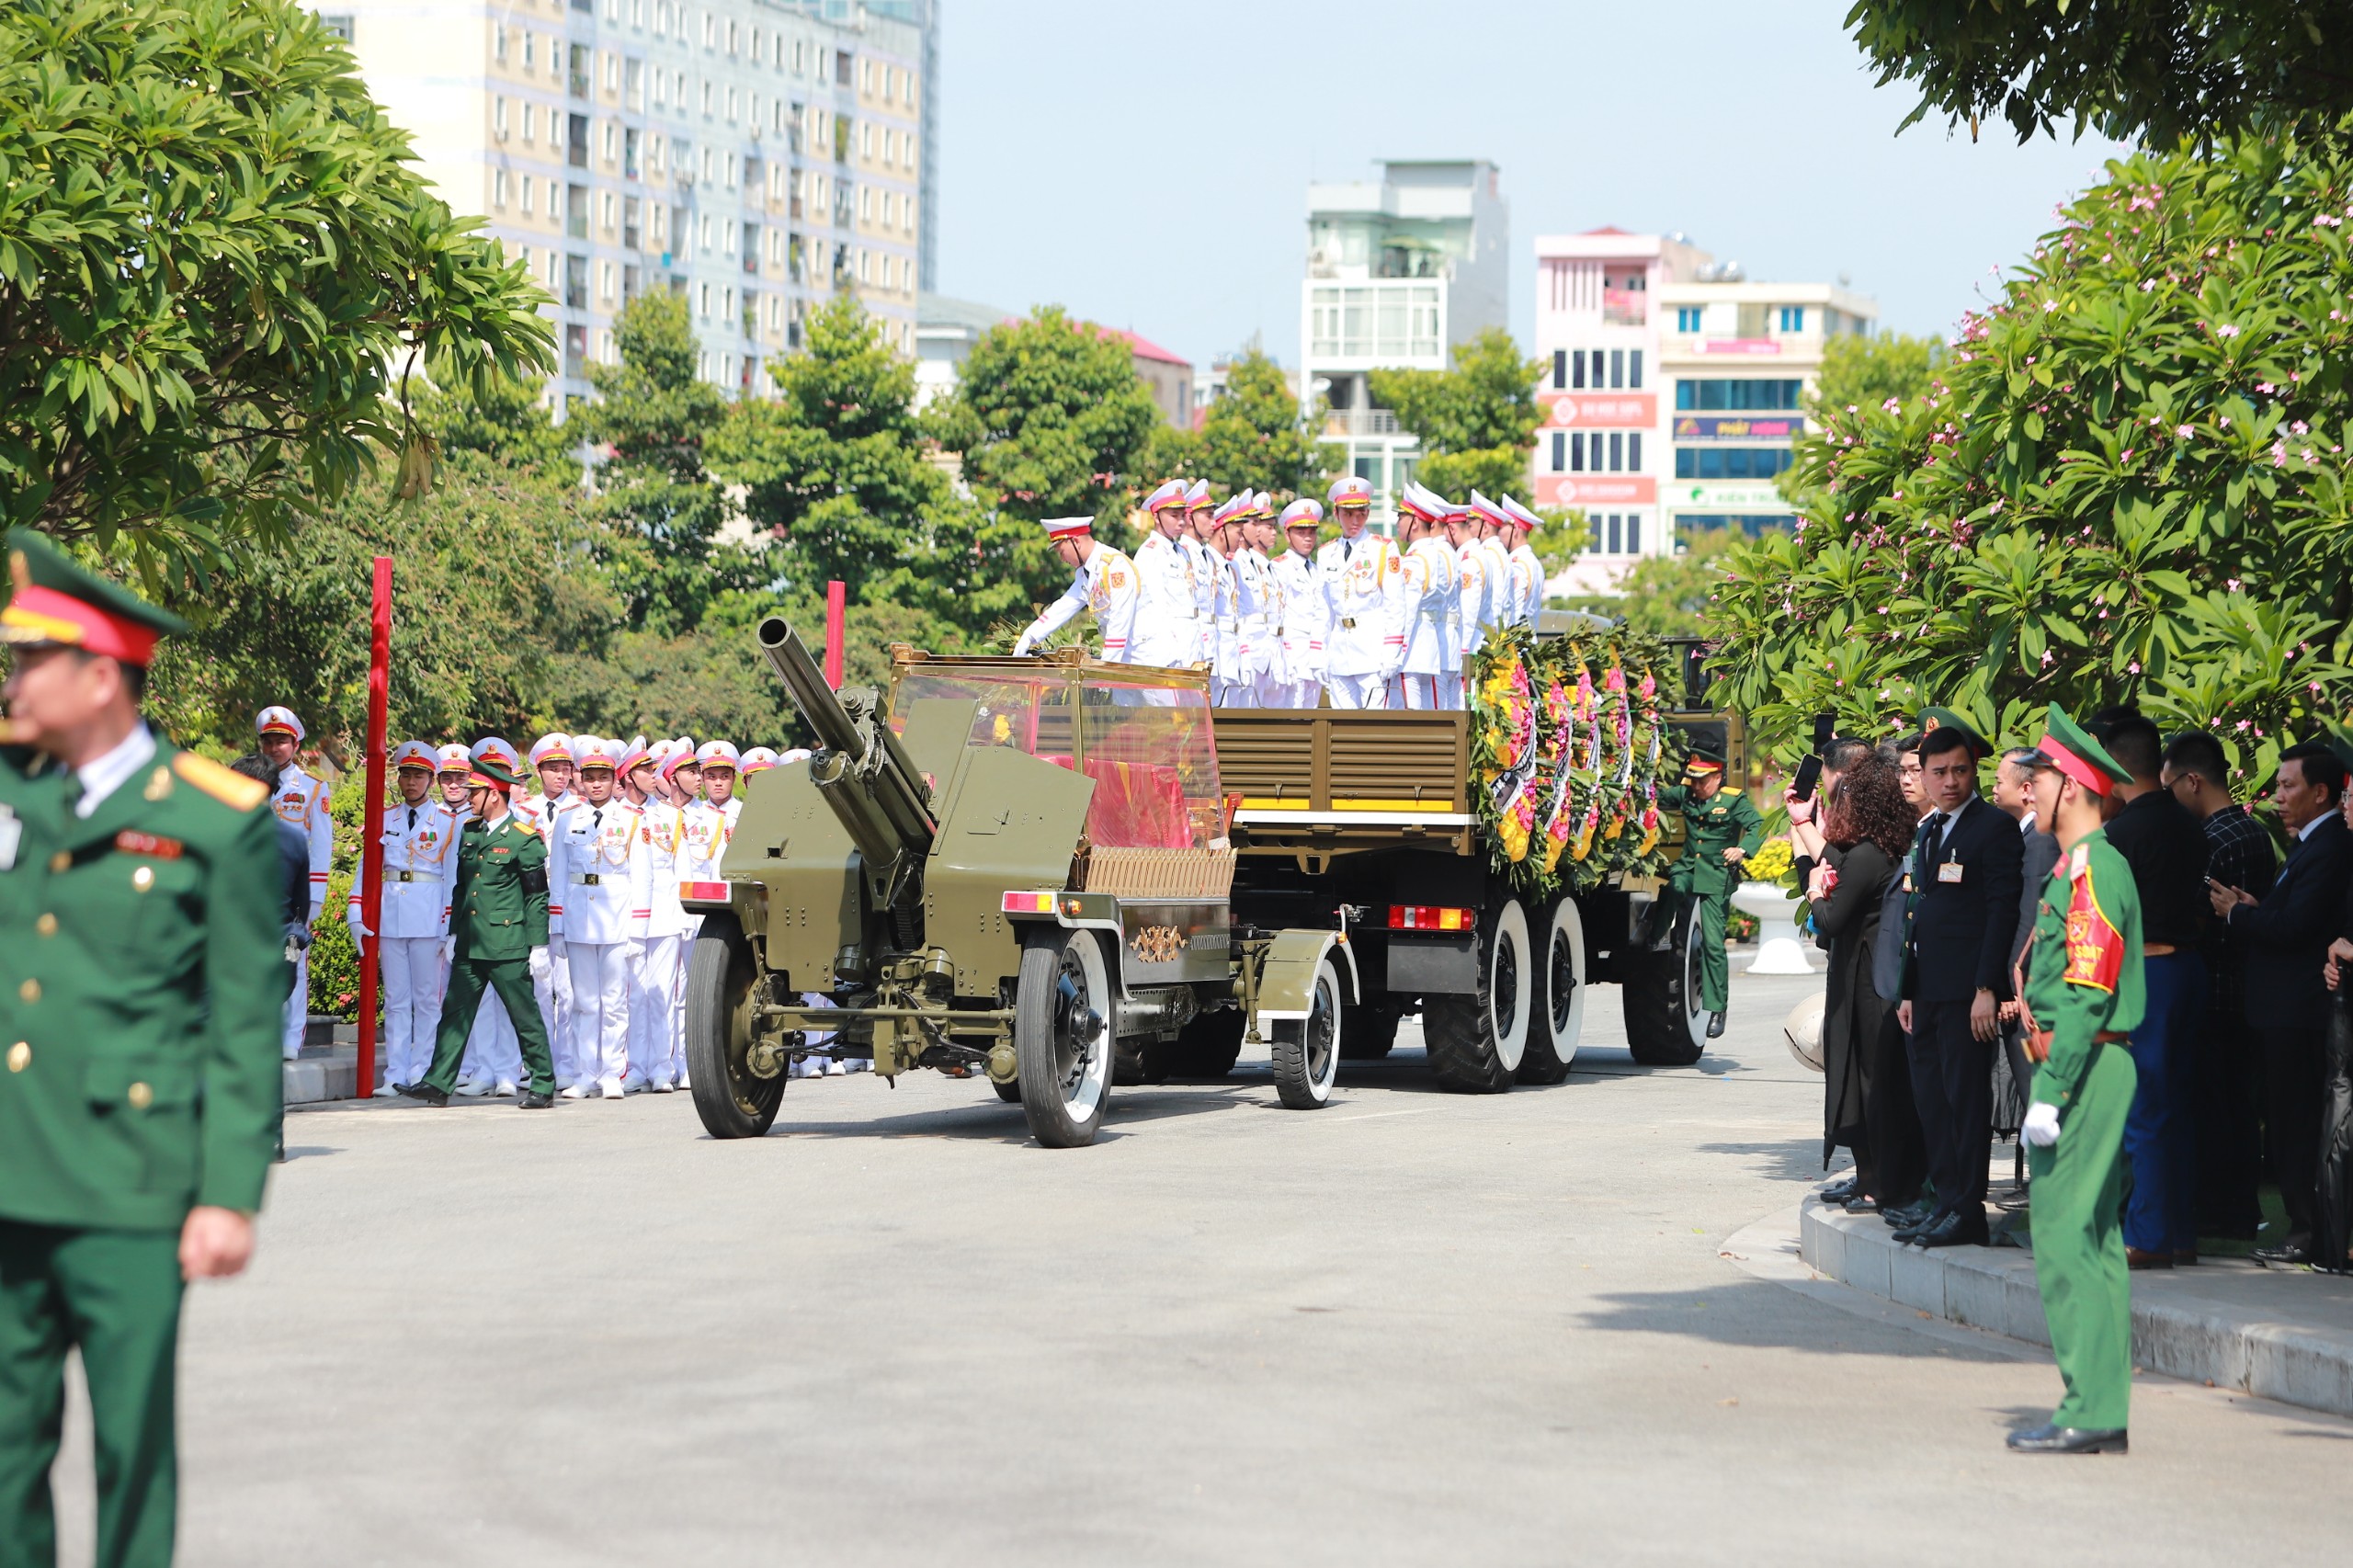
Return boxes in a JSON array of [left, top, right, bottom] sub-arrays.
[[1531, 228, 1873, 590], [1302, 160, 1509, 524], [316, 0, 927, 418]]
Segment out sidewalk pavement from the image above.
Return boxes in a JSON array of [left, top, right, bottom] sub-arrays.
[[283, 1017, 357, 1106], [1798, 1199, 2353, 1419]]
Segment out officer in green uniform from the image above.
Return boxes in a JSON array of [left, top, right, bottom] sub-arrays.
[[403, 756, 557, 1108], [2009, 704, 2143, 1455], [0, 529, 284, 1567], [1652, 745, 1766, 1039]]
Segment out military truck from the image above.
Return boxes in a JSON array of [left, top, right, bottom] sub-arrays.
[[679, 620, 1359, 1147], [1179, 632, 1747, 1087]]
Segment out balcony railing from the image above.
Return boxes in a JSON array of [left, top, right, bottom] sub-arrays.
[[1321, 408, 1405, 437]]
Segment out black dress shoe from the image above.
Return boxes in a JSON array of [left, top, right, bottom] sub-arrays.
[[1892, 1209, 1942, 1242], [2125, 1246, 2173, 1270], [1843, 1195, 1881, 1215], [1819, 1177, 1859, 1205], [402, 1083, 449, 1107], [518, 1091, 554, 1109], [2006, 1424, 2128, 1455], [1706, 1011, 1726, 1039], [1883, 1201, 1934, 1231], [1915, 1210, 1990, 1248], [2252, 1239, 2313, 1267]]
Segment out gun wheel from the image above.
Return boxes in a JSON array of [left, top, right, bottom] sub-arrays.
[[685, 914, 784, 1138], [1014, 926, 1113, 1148]]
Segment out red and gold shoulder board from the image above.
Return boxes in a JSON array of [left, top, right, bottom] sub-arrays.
[[2061, 846, 2124, 994]]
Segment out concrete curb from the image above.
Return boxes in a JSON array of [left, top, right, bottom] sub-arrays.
[[1799, 1201, 2353, 1419], [283, 1020, 358, 1106]]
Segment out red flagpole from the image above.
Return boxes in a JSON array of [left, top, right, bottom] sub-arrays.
[[355, 557, 392, 1098], [824, 579, 846, 689]]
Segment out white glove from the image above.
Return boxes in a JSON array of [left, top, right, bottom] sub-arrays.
[[440, 937, 456, 962], [549, 936, 567, 965], [2022, 1102, 2062, 1148], [1012, 621, 1043, 656], [620, 938, 643, 965], [347, 916, 373, 940], [529, 946, 551, 981]]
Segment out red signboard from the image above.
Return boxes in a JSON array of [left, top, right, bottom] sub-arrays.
[[1541, 392, 1657, 428], [1693, 339, 1782, 356], [1537, 475, 1657, 506], [1671, 414, 1806, 441]]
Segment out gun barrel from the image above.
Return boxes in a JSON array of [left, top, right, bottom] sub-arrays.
[[757, 617, 863, 758]]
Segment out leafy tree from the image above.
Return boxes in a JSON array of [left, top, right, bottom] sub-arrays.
[[1709, 129, 2353, 789], [0, 0, 552, 584], [1370, 329, 1546, 501], [1194, 349, 1324, 499], [1846, 0, 2353, 146], [1806, 331, 1949, 424], [1554, 527, 1745, 635], [577, 293, 729, 483], [926, 306, 1164, 524], [707, 294, 950, 594]]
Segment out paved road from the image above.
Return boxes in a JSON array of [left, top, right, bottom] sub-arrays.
[[58, 966, 2353, 1564]]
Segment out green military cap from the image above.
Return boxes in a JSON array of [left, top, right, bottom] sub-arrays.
[[1683, 744, 1727, 779], [2, 528, 188, 666], [1915, 705, 1990, 760], [2029, 702, 2131, 797], [464, 756, 524, 793]]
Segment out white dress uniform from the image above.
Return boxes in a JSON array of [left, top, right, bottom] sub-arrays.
[[1452, 538, 1491, 710], [1271, 550, 1324, 708], [345, 742, 458, 1092], [1013, 525, 1142, 662], [1504, 496, 1549, 628], [629, 746, 699, 1091], [548, 756, 652, 1098], [1230, 546, 1284, 708], [1129, 528, 1202, 669], [254, 707, 333, 1060], [1316, 532, 1401, 709], [1392, 536, 1461, 710]]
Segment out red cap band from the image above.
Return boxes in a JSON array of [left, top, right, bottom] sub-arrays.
[[4, 583, 162, 666], [2037, 733, 2111, 797]]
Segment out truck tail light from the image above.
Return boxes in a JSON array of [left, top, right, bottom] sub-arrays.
[[679, 881, 732, 903], [1388, 905, 1472, 931], [1001, 892, 1057, 915]]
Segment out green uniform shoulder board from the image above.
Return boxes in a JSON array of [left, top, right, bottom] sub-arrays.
[[173, 750, 268, 811]]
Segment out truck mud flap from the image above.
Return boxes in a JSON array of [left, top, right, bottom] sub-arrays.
[[1386, 934, 1478, 995]]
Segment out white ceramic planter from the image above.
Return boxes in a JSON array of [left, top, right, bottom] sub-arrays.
[[1732, 879, 1814, 975]]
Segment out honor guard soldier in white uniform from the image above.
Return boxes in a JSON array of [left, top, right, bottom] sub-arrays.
[[1501, 496, 1547, 628], [628, 742, 699, 1092], [435, 743, 472, 814], [1130, 480, 1203, 670], [693, 740, 744, 833], [454, 736, 525, 1096], [1316, 476, 1402, 708], [1231, 495, 1288, 708], [1471, 492, 1516, 636], [1201, 494, 1245, 704], [548, 737, 648, 1098], [1439, 489, 1492, 708], [516, 733, 578, 1078], [345, 741, 457, 1095], [1182, 481, 1219, 667], [1013, 515, 1142, 660], [738, 746, 780, 779], [1274, 499, 1327, 708], [255, 706, 330, 1059], [1389, 489, 1461, 710]]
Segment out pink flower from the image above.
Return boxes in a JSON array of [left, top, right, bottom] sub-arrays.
[[2292, 420, 2311, 436], [2176, 424, 2194, 437], [2129, 662, 2141, 675], [2215, 324, 2240, 337], [2226, 577, 2242, 590]]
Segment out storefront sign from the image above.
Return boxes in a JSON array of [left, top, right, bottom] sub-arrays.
[[1671, 481, 1781, 508], [1541, 392, 1657, 428], [1671, 414, 1806, 441], [1536, 475, 1657, 506]]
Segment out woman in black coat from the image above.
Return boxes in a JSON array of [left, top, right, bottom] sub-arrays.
[[1804, 752, 1927, 1210]]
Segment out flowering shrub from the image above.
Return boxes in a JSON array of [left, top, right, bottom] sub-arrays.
[[1711, 131, 2353, 785]]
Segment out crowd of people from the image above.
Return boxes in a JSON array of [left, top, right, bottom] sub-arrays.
[[1788, 706, 2353, 1277], [1012, 474, 1551, 711], [245, 712, 828, 1102]]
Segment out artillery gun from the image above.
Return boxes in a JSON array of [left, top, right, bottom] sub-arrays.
[[679, 619, 1354, 1147]]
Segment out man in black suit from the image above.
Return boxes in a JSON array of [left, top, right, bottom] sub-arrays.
[[2211, 742, 2353, 1265], [1895, 716, 2025, 1246]]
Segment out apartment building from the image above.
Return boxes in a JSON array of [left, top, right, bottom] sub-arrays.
[[1531, 228, 1873, 587], [317, 0, 928, 418], [1302, 160, 1509, 523]]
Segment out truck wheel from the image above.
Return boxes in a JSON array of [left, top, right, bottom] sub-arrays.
[[1517, 896, 1587, 1085], [1621, 898, 1708, 1066], [1422, 897, 1531, 1093], [1270, 956, 1344, 1109], [684, 915, 784, 1139], [992, 1078, 1022, 1104], [1340, 1001, 1401, 1060], [1015, 926, 1113, 1148], [1162, 1008, 1244, 1079]]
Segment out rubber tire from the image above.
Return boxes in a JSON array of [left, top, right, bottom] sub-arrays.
[[1271, 956, 1344, 1109], [684, 915, 784, 1139], [1517, 896, 1587, 1085], [1422, 897, 1532, 1094], [992, 1078, 1022, 1103], [1620, 896, 1708, 1067], [1014, 926, 1114, 1148], [1339, 1001, 1401, 1061]]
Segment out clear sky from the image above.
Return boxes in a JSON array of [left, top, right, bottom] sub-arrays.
[[933, 0, 2132, 369]]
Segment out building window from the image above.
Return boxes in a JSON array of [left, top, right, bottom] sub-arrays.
[[1569, 434, 1585, 472], [494, 97, 509, 139], [493, 169, 508, 208], [599, 260, 616, 301], [1626, 514, 1643, 553], [1606, 515, 1620, 554], [1570, 351, 1585, 391], [1628, 432, 1643, 471], [1552, 349, 1565, 391], [523, 32, 535, 71], [521, 175, 536, 216], [601, 190, 617, 231], [836, 50, 854, 85], [1779, 306, 1805, 332], [1608, 432, 1623, 472], [1551, 431, 1565, 472], [603, 121, 618, 162], [564, 253, 587, 311], [566, 183, 586, 238], [698, 281, 710, 319], [522, 102, 537, 143], [1608, 350, 1623, 390], [1675, 379, 1803, 412], [1676, 306, 1702, 332], [1629, 350, 1643, 390], [1673, 447, 1796, 480], [494, 22, 507, 63]]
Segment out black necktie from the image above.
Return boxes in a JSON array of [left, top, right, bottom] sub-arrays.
[[406, 807, 416, 832]]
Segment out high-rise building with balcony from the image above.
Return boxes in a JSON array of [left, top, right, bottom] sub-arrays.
[[313, 0, 931, 419], [1531, 228, 1873, 590], [1301, 160, 1508, 522]]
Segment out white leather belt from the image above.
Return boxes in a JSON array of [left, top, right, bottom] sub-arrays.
[[387, 869, 441, 883], [571, 873, 608, 886]]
